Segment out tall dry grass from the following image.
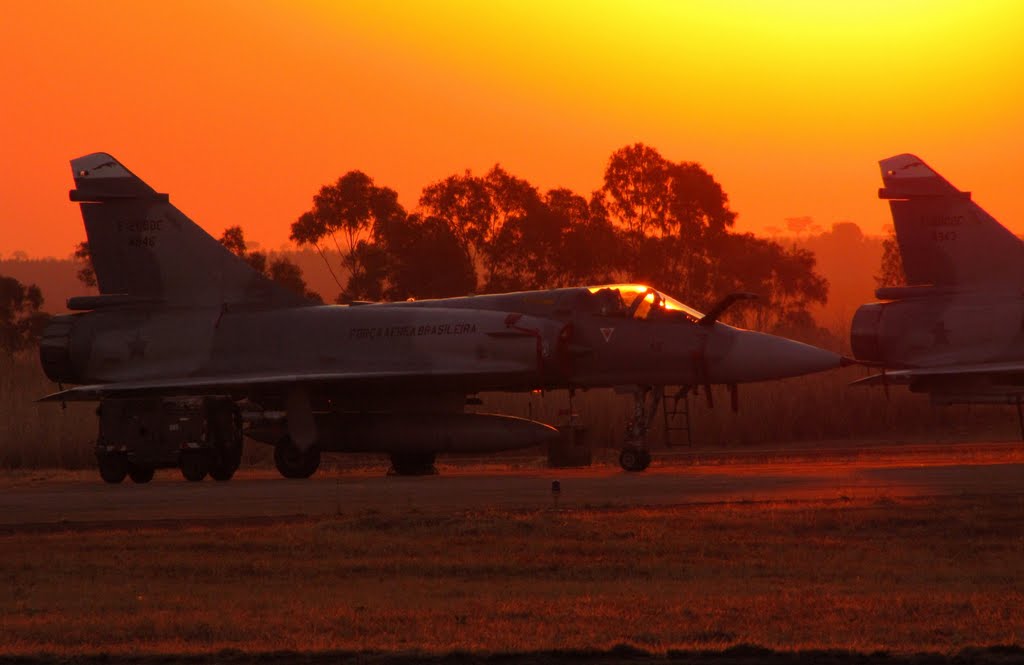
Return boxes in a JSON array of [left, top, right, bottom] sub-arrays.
[[0, 353, 95, 469], [478, 365, 1023, 451], [2, 353, 1021, 470]]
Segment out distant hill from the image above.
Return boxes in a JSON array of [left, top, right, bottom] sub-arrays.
[[786, 222, 884, 331], [0, 257, 97, 313]]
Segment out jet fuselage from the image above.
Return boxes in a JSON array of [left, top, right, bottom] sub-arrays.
[[44, 284, 840, 406]]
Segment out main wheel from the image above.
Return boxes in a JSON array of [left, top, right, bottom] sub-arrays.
[[98, 454, 129, 484], [274, 439, 320, 479], [129, 466, 155, 484], [388, 452, 438, 476], [180, 451, 211, 482]]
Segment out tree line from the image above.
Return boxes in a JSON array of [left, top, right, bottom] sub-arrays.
[[0, 277, 48, 356], [291, 143, 829, 336]]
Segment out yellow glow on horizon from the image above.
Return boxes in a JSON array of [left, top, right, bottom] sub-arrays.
[[296, 0, 1023, 136], [1, 0, 1022, 256]]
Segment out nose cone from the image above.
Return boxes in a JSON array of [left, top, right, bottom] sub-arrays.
[[712, 330, 842, 383]]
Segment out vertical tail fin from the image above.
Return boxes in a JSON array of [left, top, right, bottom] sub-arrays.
[[70, 153, 306, 307], [878, 154, 1023, 289]]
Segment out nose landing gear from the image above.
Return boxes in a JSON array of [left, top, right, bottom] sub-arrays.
[[618, 386, 663, 472], [619, 446, 651, 472]]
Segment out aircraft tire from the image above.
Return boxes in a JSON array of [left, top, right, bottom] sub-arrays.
[[180, 451, 210, 482], [129, 466, 155, 484], [274, 440, 320, 479], [619, 447, 650, 472], [388, 452, 438, 476], [98, 454, 129, 484]]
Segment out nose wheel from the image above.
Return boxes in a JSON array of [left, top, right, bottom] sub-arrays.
[[619, 446, 651, 472]]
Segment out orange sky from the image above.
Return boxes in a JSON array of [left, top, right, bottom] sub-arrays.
[[2, 0, 1022, 258]]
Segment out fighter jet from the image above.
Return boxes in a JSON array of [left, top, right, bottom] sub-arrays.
[[851, 154, 1024, 428], [40, 152, 842, 483]]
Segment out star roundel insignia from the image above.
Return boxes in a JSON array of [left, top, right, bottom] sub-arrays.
[[600, 327, 615, 343]]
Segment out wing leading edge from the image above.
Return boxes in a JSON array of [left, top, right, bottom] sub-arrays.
[[40, 364, 540, 402], [850, 360, 1024, 387]]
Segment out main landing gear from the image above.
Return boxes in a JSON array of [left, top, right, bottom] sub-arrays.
[[274, 437, 321, 479]]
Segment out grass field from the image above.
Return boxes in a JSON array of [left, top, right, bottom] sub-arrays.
[[2, 495, 1023, 656]]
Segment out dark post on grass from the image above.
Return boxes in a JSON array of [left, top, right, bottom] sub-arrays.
[[551, 480, 561, 509]]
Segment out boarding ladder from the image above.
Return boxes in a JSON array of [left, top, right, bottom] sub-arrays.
[[662, 387, 693, 447]]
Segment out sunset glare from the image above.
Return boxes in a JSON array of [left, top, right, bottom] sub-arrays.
[[2, 0, 1022, 257]]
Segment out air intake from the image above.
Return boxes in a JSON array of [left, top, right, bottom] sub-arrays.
[[39, 314, 82, 383]]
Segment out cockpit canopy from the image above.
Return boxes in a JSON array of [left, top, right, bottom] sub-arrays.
[[587, 284, 704, 323]]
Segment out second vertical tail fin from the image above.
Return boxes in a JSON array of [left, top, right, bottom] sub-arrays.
[[878, 154, 1023, 290]]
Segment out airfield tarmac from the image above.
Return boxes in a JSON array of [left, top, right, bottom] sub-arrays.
[[3, 442, 1024, 527], [4, 442, 1024, 664]]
